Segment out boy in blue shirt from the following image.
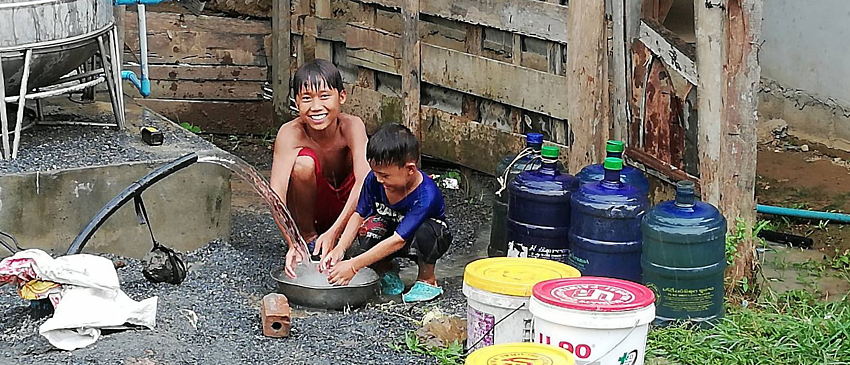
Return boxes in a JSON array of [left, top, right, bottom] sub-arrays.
[[321, 123, 452, 302]]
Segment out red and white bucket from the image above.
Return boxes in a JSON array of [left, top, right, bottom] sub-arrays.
[[530, 277, 656, 365]]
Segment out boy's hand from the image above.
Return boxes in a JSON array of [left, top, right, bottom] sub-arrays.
[[328, 260, 358, 286], [318, 247, 345, 273], [284, 247, 307, 279], [314, 231, 338, 260]]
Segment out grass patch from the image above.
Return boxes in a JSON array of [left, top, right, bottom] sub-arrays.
[[389, 332, 465, 365], [648, 290, 850, 365]]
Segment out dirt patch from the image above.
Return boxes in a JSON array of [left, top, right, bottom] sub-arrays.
[[756, 143, 850, 255]]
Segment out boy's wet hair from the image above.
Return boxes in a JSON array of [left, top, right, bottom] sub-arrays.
[[367, 123, 420, 167], [292, 59, 345, 96]]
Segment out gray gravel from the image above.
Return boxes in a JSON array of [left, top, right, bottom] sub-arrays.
[[0, 110, 216, 174], [0, 210, 480, 364]]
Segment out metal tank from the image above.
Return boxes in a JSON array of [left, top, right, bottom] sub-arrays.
[[0, 0, 114, 94], [0, 0, 124, 160]]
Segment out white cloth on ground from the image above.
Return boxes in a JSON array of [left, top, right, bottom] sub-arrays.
[[1, 249, 158, 350]]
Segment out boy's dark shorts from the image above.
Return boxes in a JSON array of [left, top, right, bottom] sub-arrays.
[[348, 216, 452, 265]]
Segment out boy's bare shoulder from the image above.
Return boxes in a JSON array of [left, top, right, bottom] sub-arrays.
[[338, 113, 367, 135], [275, 117, 308, 149]]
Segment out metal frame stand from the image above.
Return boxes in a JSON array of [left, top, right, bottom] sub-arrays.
[[0, 24, 125, 160]]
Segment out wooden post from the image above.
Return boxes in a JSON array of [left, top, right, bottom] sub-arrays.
[[721, 0, 763, 283], [567, 0, 607, 173], [611, 0, 643, 144], [695, 0, 764, 284], [401, 0, 421, 139], [694, 0, 725, 207], [272, 0, 292, 125]]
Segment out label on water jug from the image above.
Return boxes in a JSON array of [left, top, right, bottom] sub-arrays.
[[657, 285, 715, 312], [507, 241, 570, 263], [566, 252, 588, 271]]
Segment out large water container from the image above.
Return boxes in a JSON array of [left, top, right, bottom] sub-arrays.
[[505, 146, 577, 263], [568, 157, 649, 282], [488, 133, 544, 257], [576, 140, 650, 195], [641, 180, 727, 325]]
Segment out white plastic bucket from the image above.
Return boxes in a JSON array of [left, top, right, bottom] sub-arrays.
[[463, 282, 531, 351], [462, 257, 581, 352], [530, 277, 656, 365]]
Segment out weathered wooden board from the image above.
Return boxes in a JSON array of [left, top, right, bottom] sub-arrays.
[[566, 0, 607, 173], [421, 106, 569, 174], [419, 0, 569, 43], [401, 0, 422, 139], [273, 0, 292, 123], [342, 84, 403, 132], [639, 19, 698, 85], [420, 44, 569, 120], [346, 24, 400, 57], [127, 10, 270, 35], [125, 11, 270, 66], [138, 99, 276, 134], [128, 65, 268, 81], [147, 80, 264, 100]]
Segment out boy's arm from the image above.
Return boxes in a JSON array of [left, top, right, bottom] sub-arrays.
[[269, 123, 300, 206], [328, 233, 406, 285], [316, 116, 370, 251]]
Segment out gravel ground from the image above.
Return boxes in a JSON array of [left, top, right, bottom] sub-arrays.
[[0, 109, 216, 174], [1, 211, 481, 364]]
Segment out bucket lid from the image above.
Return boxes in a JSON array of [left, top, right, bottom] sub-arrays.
[[465, 342, 575, 365], [532, 277, 655, 312], [464, 258, 581, 297]]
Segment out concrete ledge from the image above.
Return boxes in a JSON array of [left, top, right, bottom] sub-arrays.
[[760, 78, 850, 152], [0, 96, 232, 258], [0, 161, 231, 258]]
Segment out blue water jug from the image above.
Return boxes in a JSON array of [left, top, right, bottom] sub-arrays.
[[568, 157, 649, 282], [488, 133, 545, 257], [576, 140, 650, 195], [505, 146, 578, 263], [642, 180, 727, 325]]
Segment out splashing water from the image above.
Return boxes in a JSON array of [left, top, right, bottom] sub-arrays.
[[197, 151, 312, 260]]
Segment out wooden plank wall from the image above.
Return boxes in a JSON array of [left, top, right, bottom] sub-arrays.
[[288, 0, 577, 173], [123, 6, 275, 134]]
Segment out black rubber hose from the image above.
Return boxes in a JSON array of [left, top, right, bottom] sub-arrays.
[[0, 229, 21, 254], [66, 153, 199, 255], [757, 229, 814, 248]]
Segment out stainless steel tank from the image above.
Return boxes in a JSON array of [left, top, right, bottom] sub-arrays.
[[0, 0, 114, 94]]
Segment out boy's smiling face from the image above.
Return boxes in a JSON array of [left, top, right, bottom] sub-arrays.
[[370, 161, 417, 192], [296, 78, 347, 131]]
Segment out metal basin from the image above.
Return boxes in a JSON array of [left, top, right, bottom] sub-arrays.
[[270, 265, 380, 310]]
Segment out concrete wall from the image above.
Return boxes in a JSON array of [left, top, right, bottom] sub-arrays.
[[0, 161, 231, 259], [759, 1, 850, 150]]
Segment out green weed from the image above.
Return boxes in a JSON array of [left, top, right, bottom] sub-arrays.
[[389, 332, 465, 365], [180, 122, 201, 134], [648, 290, 850, 365]]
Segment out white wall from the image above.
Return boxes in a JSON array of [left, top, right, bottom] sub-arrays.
[[761, 1, 850, 105]]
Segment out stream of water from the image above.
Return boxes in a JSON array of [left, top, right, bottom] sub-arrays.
[[197, 151, 312, 260]]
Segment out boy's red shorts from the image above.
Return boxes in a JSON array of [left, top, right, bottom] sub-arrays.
[[297, 147, 355, 233]]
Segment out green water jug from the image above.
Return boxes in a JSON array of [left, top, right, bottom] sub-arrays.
[[641, 180, 727, 326]]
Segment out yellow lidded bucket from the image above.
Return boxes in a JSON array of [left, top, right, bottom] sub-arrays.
[[463, 257, 580, 351], [465, 342, 576, 365]]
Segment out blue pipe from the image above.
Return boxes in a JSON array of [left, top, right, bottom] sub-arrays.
[[757, 204, 850, 224], [121, 71, 150, 97]]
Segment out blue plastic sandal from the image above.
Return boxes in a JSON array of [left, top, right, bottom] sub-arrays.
[[402, 281, 443, 303], [381, 271, 405, 295]]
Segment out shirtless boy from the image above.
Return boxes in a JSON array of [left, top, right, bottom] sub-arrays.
[[269, 59, 370, 278]]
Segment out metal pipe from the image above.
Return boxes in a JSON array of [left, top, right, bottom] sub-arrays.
[[12, 49, 32, 159], [757, 204, 850, 224], [67, 153, 200, 255], [0, 53, 9, 160]]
